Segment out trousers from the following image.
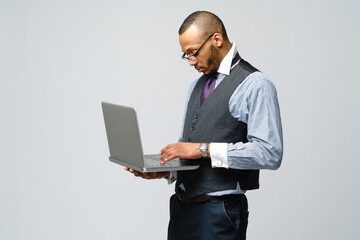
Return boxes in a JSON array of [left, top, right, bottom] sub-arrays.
[[167, 194, 249, 240]]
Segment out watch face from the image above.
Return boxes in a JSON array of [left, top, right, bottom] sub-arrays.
[[200, 143, 207, 150]]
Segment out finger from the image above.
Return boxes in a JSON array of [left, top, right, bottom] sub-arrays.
[[160, 146, 167, 154], [142, 172, 156, 179], [131, 169, 144, 177], [160, 143, 177, 159], [160, 150, 168, 162], [125, 167, 135, 173], [160, 148, 164, 154], [133, 171, 143, 177], [161, 143, 175, 153], [160, 155, 167, 165], [160, 153, 167, 162], [160, 154, 175, 165]]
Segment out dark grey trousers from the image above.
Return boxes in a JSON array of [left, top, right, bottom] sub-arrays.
[[167, 194, 249, 240]]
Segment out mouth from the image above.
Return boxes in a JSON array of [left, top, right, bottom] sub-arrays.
[[195, 67, 204, 73]]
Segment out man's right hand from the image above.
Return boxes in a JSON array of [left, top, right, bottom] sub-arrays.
[[124, 167, 170, 180]]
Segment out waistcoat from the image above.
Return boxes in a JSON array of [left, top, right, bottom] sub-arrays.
[[176, 59, 260, 198]]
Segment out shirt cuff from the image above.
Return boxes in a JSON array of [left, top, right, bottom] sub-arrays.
[[210, 143, 229, 168], [166, 171, 177, 184]]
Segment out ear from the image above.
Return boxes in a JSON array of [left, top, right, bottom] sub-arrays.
[[212, 33, 224, 48]]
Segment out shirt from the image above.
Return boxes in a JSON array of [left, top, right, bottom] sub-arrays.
[[169, 42, 283, 195]]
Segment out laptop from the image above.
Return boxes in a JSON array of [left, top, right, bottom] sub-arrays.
[[102, 102, 199, 172]]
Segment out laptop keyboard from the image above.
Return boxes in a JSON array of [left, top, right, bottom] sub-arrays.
[[144, 156, 175, 167]]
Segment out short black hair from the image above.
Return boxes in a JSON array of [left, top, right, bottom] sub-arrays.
[[178, 11, 229, 41]]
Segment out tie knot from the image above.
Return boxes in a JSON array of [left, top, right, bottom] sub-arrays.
[[208, 72, 218, 82]]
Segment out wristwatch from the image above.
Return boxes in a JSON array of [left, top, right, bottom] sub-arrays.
[[199, 143, 208, 158]]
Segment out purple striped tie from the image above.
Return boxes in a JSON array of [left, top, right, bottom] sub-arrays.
[[200, 52, 241, 105]]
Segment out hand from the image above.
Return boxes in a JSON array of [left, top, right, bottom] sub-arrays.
[[160, 142, 204, 165], [124, 167, 170, 180]]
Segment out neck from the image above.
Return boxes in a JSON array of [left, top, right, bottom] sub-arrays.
[[218, 41, 232, 63]]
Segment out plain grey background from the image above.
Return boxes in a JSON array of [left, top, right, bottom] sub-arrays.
[[1, 0, 359, 239]]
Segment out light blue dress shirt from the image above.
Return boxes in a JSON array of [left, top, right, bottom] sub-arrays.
[[172, 42, 283, 195]]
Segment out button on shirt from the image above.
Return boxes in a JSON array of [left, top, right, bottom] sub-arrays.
[[170, 42, 283, 195]]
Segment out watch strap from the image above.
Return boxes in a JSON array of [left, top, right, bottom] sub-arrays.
[[199, 143, 208, 158]]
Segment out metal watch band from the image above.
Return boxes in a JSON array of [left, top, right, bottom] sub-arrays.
[[199, 143, 208, 158]]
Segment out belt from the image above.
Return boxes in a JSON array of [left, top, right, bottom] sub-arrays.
[[176, 191, 210, 203], [176, 191, 244, 203]]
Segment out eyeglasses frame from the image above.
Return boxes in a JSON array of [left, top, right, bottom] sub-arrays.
[[181, 33, 215, 61]]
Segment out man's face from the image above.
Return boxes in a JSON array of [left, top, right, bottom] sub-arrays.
[[179, 25, 221, 76]]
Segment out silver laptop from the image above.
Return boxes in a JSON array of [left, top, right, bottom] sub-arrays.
[[102, 102, 199, 172]]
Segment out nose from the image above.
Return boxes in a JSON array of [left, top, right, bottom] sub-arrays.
[[189, 58, 197, 66]]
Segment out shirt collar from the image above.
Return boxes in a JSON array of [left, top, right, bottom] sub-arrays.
[[217, 42, 240, 76]]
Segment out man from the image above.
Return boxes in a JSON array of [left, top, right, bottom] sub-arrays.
[[125, 11, 283, 240]]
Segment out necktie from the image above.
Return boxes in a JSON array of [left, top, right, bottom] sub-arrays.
[[200, 73, 218, 105], [200, 52, 241, 106]]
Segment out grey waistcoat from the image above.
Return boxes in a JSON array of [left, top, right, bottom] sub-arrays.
[[176, 59, 260, 198]]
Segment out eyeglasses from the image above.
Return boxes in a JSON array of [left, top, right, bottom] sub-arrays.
[[181, 33, 215, 61]]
